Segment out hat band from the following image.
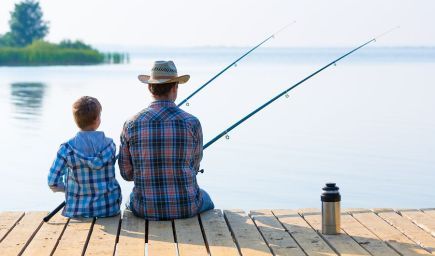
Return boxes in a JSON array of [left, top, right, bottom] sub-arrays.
[[151, 75, 178, 80]]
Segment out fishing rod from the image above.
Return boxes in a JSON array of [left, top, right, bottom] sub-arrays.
[[43, 27, 398, 222], [177, 21, 296, 107], [203, 26, 400, 149]]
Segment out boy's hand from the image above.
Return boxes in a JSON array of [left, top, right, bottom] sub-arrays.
[[49, 183, 65, 193]]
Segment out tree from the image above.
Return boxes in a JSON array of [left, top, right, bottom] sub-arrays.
[[9, 0, 49, 47], [0, 32, 15, 47]]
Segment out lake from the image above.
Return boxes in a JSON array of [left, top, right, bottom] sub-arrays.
[[0, 47, 434, 211]]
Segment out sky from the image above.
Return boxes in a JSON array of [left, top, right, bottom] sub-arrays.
[[1, 0, 434, 48]]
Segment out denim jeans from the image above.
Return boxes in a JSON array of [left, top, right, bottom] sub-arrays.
[[127, 188, 214, 217]]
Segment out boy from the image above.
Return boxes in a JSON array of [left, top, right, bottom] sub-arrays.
[[48, 96, 121, 217]]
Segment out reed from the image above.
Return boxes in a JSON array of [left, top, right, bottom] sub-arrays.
[[0, 40, 127, 66]]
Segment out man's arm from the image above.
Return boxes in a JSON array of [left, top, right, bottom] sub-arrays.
[[118, 122, 134, 181], [192, 119, 204, 173], [48, 145, 67, 193]]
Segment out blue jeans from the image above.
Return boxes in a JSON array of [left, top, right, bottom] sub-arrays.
[[127, 188, 214, 216], [199, 189, 214, 213]]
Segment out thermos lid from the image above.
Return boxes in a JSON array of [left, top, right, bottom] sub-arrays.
[[321, 182, 341, 202]]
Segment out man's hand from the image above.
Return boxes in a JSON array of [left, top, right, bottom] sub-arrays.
[[49, 183, 65, 193]]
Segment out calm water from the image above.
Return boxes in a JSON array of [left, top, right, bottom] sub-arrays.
[[0, 47, 434, 211]]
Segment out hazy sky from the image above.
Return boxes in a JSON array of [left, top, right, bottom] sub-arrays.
[[1, 0, 434, 47]]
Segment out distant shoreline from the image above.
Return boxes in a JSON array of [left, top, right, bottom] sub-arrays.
[[0, 41, 129, 67]]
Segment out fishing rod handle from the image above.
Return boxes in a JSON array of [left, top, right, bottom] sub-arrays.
[[43, 201, 66, 222]]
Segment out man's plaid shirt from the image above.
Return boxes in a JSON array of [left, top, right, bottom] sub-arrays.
[[119, 100, 203, 220]]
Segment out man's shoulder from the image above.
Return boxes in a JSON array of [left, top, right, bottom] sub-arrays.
[[176, 108, 200, 125], [123, 108, 152, 127]]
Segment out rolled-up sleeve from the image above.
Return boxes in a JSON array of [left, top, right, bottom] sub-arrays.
[[48, 145, 67, 188], [119, 122, 134, 181]]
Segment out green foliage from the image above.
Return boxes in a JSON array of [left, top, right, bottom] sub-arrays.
[[0, 32, 15, 47], [0, 1, 128, 66], [59, 40, 93, 50], [9, 0, 49, 46], [0, 40, 104, 66]]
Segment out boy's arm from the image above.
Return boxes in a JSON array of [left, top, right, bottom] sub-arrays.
[[119, 122, 134, 181], [48, 145, 68, 192]]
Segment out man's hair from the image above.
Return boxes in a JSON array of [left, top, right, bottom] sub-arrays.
[[72, 96, 102, 129], [148, 82, 178, 97]]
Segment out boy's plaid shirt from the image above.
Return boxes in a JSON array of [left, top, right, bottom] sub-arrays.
[[48, 141, 122, 217], [119, 100, 203, 220]]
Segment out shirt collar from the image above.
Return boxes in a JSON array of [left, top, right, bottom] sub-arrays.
[[148, 100, 177, 108]]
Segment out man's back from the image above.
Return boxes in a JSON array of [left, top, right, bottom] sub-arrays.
[[119, 100, 203, 220]]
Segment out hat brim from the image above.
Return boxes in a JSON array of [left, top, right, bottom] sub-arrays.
[[138, 75, 190, 84]]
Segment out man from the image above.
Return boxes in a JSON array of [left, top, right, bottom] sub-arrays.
[[119, 60, 214, 220]]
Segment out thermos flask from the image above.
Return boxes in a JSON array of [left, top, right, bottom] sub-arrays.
[[321, 183, 341, 235]]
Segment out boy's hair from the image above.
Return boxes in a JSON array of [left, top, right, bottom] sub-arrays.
[[72, 96, 102, 129], [148, 82, 178, 97]]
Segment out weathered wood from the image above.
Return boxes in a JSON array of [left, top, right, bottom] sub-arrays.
[[21, 212, 69, 256], [340, 211, 400, 256], [0, 211, 47, 255], [250, 210, 305, 256], [400, 209, 435, 237], [374, 209, 435, 254], [0, 211, 24, 242], [200, 209, 239, 256], [148, 220, 176, 256], [174, 216, 208, 256], [116, 210, 145, 256], [348, 209, 431, 255], [85, 215, 121, 255], [224, 209, 272, 256], [299, 208, 370, 256], [272, 209, 336, 256], [52, 217, 94, 256], [422, 209, 435, 219]]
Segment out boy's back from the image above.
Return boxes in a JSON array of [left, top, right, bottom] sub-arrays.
[[48, 96, 121, 218]]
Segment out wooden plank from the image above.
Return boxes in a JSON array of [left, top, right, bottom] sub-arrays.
[[21, 212, 69, 256], [374, 209, 435, 254], [272, 209, 336, 256], [0, 211, 47, 255], [52, 217, 94, 256], [250, 210, 305, 256], [200, 209, 239, 256], [85, 215, 121, 255], [174, 216, 208, 256], [422, 209, 435, 219], [0, 211, 24, 242], [400, 209, 435, 237], [148, 220, 176, 256], [224, 209, 272, 256], [348, 209, 431, 255], [340, 211, 400, 256], [116, 210, 145, 256], [299, 208, 370, 256]]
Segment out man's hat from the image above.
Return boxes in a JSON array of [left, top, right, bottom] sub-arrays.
[[138, 60, 190, 85]]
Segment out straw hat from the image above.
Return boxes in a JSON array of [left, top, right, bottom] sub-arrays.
[[138, 60, 190, 84]]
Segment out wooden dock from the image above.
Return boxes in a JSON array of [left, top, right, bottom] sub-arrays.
[[0, 208, 434, 255]]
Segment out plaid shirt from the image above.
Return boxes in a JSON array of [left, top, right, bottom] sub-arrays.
[[119, 100, 203, 220], [48, 135, 122, 218]]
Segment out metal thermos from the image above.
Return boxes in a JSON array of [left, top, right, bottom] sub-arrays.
[[321, 183, 341, 235]]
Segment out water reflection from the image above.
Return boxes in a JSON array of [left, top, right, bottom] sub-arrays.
[[10, 82, 46, 120]]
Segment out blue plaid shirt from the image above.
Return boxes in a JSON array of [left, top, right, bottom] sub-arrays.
[[119, 100, 203, 220], [48, 131, 122, 218]]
